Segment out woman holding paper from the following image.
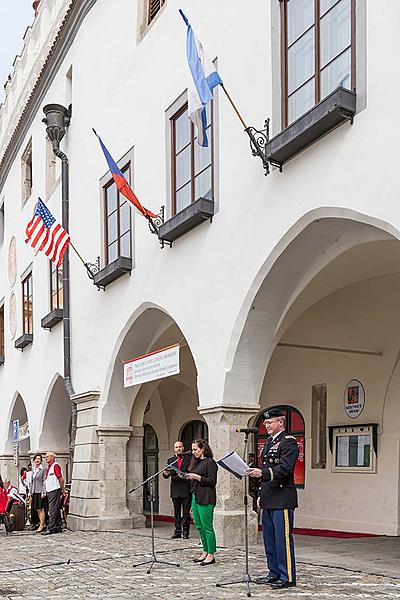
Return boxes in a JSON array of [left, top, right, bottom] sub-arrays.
[[186, 439, 218, 565]]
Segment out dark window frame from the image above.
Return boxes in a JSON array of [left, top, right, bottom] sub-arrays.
[[148, 0, 165, 25], [49, 261, 63, 311], [170, 102, 214, 217], [103, 163, 132, 267], [280, 0, 356, 128], [22, 272, 33, 335]]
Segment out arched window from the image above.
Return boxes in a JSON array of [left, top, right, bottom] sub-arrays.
[[255, 405, 305, 489], [179, 420, 208, 453], [143, 424, 159, 513]]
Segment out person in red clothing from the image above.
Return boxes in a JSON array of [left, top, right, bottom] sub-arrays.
[[42, 452, 65, 535]]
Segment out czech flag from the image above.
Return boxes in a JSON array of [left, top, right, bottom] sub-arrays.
[[94, 131, 156, 219]]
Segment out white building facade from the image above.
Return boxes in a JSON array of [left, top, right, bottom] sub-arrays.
[[0, 0, 399, 543]]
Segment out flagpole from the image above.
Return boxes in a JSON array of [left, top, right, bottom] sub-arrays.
[[220, 84, 248, 129], [69, 241, 101, 284]]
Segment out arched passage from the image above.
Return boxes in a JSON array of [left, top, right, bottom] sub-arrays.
[[226, 212, 400, 535], [38, 374, 72, 481], [98, 306, 203, 527], [0, 393, 31, 485]]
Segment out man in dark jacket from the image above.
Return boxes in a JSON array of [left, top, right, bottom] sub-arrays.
[[248, 409, 299, 589], [163, 441, 191, 539]]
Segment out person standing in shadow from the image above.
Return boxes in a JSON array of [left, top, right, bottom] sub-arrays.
[[163, 441, 192, 539]]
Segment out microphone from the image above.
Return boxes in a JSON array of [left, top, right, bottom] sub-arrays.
[[235, 427, 259, 434]]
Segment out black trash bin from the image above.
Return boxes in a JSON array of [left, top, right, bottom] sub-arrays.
[[11, 504, 25, 531]]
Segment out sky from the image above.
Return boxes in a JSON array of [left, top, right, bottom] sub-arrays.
[[0, 0, 34, 105]]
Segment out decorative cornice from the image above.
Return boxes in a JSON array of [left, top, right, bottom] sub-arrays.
[[198, 404, 260, 415], [0, 0, 98, 194]]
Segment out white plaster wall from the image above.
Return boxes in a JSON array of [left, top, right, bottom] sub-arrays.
[[0, 1, 400, 530]]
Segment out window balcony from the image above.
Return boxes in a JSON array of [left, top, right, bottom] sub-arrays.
[[158, 198, 214, 245], [266, 87, 357, 169], [93, 256, 132, 288], [14, 333, 33, 350], [41, 308, 63, 330]]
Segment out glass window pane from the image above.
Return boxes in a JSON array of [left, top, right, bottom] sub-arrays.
[[288, 27, 315, 94], [175, 182, 191, 213], [107, 210, 118, 244], [320, 0, 339, 16], [287, 0, 315, 45], [175, 110, 190, 153], [320, 0, 351, 68], [120, 232, 131, 258], [122, 164, 130, 185], [58, 287, 63, 310], [108, 241, 118, 264], [105, 182, 117, 215], [320, 47, 351, 98], [288, 78, 315, 124], [194, 166, 212, 201], [194, 139, 211, 176], [175, 144, 191, 190], [119, 201, 131, 236]]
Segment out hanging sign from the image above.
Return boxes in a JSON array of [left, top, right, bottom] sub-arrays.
[[124, 343, 180, 388], [344, 379, 365, 418], [12, 419, 20, 443]]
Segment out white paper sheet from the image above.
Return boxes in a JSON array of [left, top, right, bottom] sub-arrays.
[[217, 451, 251, 479]]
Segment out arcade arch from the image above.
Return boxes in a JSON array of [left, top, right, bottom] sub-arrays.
[[227, 212, 400, 535]]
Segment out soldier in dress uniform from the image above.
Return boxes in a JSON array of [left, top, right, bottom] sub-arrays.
[[247, 408, 299, 589]]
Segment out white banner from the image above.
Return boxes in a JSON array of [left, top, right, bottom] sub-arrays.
[[124, 344, 180, 388]]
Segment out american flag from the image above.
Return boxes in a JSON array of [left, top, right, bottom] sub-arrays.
[[25, 199, 70, 268]]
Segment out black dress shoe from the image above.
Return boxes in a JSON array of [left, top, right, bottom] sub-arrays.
[[182, 533, 189, 539], [255, 576, 279, 585], [41, 530, 56, 536], [170, 533, 181, 539], [271, 580, 296, 589], [200, 558, 215, 566]]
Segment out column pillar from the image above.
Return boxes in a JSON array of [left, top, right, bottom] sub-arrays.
[[127, 426, 146, 528], [199, 404, 260, 547], [97, 425, 133, 530], [68, 391, 100, 531]]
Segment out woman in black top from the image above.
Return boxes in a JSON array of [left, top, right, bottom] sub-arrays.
[[186, 439, 218, 565]]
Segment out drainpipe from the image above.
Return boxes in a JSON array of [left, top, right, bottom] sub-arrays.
[[42, 104, 77, 455]]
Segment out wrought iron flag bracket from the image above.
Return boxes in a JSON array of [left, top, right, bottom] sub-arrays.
[[147, 206, 172, 249], [244, 118, 280, 176], [84, 257, 103, 290]]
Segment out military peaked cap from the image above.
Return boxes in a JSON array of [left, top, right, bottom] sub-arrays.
[[263, 408, 285, 419]]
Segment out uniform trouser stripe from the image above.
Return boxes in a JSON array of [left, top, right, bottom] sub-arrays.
[[283, 509, 293, 582]]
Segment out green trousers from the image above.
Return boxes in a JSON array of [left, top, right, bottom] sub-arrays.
[[191, 498, 217, 554]]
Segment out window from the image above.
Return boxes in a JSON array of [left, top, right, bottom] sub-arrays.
[[50, 262, 63, 310], [332, 425, 376, 473], [22, 272, 33, 335], [21, 140, 33, 204], [143, 425, 159, 513], [103, 164, 132, 266], [0, 303, 4, 362], [255, 405, 305, 488], [0, 201, 4, 248], [148, 0, 165, 24], [280, 0, 355, 126], [311, 384, 327, 468], [171, 103, 213, 215]]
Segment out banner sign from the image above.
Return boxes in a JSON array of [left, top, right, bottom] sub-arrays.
[[124, 344, 180, 388]]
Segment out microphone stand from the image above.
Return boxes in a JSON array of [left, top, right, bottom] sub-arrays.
[[216, 431, 254, 597], [130, 456, 183, 574]]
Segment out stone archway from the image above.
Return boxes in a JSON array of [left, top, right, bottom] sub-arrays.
[[69, 305, 201, 531], [0, 393, 31, 484], [38, 374, 72, 481]]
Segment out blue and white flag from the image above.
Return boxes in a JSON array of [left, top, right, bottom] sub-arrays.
[[179, 10, 223, 147]]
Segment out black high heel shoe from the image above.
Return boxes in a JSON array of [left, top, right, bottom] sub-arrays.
[[200, 558, 215, 566], [192, 557, 206, 563]]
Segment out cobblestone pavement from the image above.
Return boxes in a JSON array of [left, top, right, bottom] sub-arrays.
[[0, 528, 399, 599]]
